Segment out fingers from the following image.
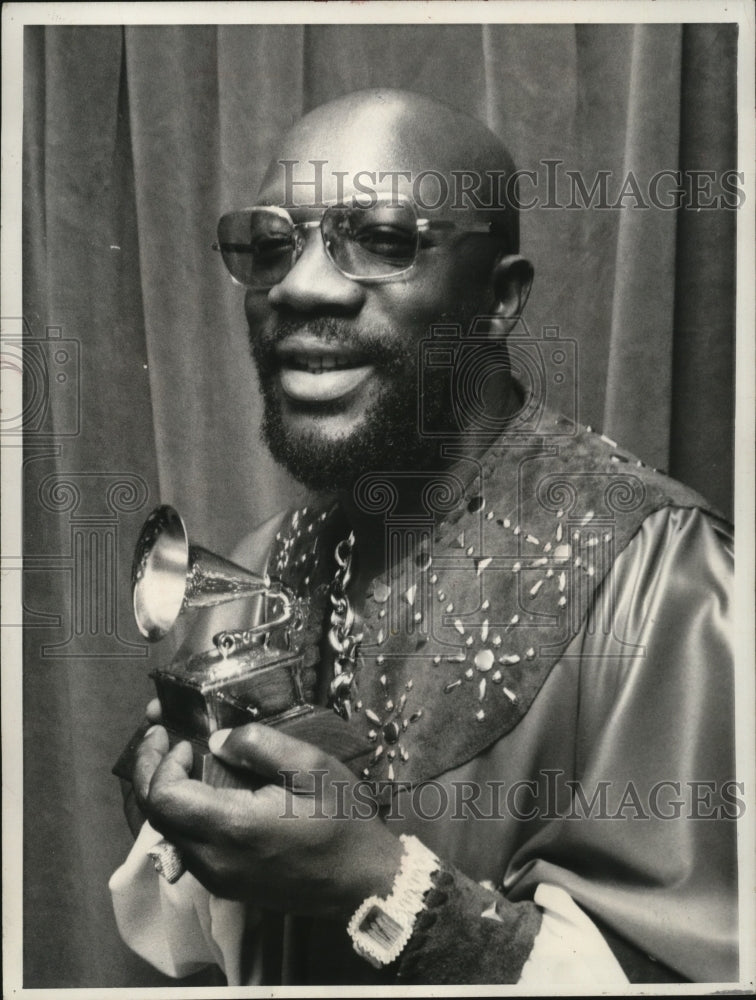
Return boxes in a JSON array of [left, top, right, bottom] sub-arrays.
[[145, 698, 162, 724], [134, 722, 324, 859], [143, 741, 260, 842], [151, 739, 195, 786], [208, 723, 348, 786], [132, 725, 170, 804], [122, 784, 146, 839], [133, 729, 197, 827]]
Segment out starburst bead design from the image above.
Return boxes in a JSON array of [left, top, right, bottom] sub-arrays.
[[361, 675, 423, 776], [431, 480, 612, 724]]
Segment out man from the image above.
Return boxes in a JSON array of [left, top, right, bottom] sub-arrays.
[[110, 90, 737, 986]]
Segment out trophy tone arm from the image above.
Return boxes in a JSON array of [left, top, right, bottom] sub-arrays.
[[114, 507, 371, 790], [173, 510, 289, 661]]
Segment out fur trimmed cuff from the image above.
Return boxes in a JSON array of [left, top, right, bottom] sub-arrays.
[[396, 862, 542, 984]]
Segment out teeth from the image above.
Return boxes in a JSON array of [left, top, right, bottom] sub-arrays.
[[291, 353, 356, 373]]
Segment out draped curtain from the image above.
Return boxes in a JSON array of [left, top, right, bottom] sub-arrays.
[[21, 23, 737, 987]]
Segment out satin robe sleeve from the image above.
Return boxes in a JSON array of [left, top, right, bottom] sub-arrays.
[[511, 505, 736, 981], [392, 506, 737, 984]]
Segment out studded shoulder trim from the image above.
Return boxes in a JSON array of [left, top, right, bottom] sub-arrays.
[[267, 418, 716, 785]]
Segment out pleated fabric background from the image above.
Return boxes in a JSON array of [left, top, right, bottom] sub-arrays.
[[21, 23, 736, 987]]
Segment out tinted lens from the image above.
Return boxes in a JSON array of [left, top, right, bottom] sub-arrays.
[[217, 208, 295, 287], [322, 200, 419, 277]]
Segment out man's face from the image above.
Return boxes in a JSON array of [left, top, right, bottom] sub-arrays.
[[244, 185, 500, 493]]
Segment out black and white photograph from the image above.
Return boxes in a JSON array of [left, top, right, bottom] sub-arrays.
[[3, 1, 754, 993]]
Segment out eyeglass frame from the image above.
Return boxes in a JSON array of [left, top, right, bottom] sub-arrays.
[[212, 194, 502, 288]]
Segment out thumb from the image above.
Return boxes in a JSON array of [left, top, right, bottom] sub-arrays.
[[208, 723, 344, 785]]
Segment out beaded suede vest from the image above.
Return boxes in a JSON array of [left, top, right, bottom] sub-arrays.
[[267, 416, 715, 786]]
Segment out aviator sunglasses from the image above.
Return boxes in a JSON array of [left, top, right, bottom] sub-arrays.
[[214, 195, 498, 288]]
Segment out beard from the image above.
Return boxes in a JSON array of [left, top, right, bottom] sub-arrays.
[[250, 307, 482, 493]]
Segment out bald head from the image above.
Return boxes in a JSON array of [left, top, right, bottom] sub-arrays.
[[241, 90, 534, 493], [259, 89, 521, 251]]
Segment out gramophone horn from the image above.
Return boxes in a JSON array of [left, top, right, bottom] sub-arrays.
[[132, 505, 272, 641]]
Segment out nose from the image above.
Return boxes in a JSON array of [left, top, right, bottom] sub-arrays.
[[267, 228, 366, 314]]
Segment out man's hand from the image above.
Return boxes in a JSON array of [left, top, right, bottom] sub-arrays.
[[133, 722, 404, 920], [121, 699, 165, 838]]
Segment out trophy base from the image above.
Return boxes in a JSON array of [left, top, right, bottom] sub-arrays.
[[113, 703, 373, 790], [114, 623, 373, 789]]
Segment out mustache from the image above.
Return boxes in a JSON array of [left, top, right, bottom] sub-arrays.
[[262, 315, 361, 346], [251, 314, 412, 368]]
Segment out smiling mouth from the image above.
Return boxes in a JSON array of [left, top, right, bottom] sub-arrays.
[[275, 342, 375, 403]]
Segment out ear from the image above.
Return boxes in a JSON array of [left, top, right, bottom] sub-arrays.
[[491, 255, 534, 332]]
